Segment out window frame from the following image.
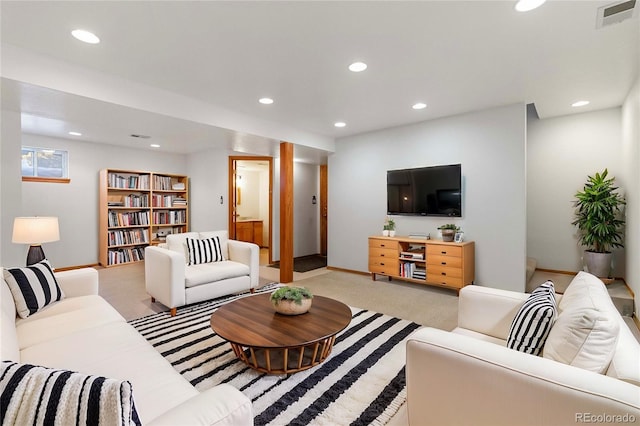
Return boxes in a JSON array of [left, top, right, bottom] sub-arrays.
[[21, 146, 70, 184]]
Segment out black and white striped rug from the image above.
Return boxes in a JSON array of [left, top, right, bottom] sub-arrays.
[[129, 284, 421, 425]]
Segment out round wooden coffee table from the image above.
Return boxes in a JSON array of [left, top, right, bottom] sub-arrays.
[[210, 292, 351, 374]]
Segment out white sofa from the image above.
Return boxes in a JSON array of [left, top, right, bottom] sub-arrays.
[[406, 272, 640, 426], [145, 231, 259, 316], [1, 267, 253, 425]]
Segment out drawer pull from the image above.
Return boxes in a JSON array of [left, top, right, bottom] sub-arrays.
[[441, 251, 447, 254], [381, 244, 385, 247], [380, 263, 385, 266], [380, 254, 385, 257], [441, 272, 446, 276], [441, 262, 446, 265]]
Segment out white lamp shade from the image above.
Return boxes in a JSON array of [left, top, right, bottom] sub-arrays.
[[12, 217, 60, 244]]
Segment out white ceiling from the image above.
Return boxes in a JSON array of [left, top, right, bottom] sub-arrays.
[[1, 1, 638, 161]]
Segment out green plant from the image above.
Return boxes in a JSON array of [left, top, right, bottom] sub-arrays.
[[438, 224, 460, 231], [384, 217, 396, 231], [270, 286, 313, 305], [572, 169, 626, 253]]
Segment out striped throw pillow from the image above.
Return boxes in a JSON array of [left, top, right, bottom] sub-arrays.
[[507, 280, 557, 355], [3, 260, 64, 319], [0, 361, 141, 426], [186, 237, 225, 265]]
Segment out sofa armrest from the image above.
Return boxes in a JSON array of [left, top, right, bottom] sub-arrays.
[[147, 384, 253, 426], [227, 240, 259, 288], [144, 246, 186, 310], [406, 327, 640, 426], [55, 268, 99, 297], [457, 285, 529, 340]]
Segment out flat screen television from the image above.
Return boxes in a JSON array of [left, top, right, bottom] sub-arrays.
[[387, 164, 462, 217]]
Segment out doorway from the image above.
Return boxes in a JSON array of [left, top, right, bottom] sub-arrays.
[[228, 156, 273, 265]]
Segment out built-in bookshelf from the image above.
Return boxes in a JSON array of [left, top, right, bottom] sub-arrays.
[[99, 169, 189, 267]]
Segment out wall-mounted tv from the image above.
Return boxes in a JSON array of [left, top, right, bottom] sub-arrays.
[[387, 164, 462, 217]]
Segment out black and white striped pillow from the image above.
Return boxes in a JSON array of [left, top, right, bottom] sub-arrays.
[[3, 260, 64, 319], [186, 237, 225, 265], [0, 361, 141, 426], [507, 280, 557, 355]]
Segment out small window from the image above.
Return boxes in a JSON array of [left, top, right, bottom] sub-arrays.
[[21, 147, 70, 183]]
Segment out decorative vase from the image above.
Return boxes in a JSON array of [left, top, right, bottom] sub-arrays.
[[389, 230, 396, 237], [441, 230, 455, 242], [382, 230, 390, 237], [583, 251, 612, 279], [273, 298, 312, 315]]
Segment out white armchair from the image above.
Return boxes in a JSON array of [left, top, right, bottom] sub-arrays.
[[406, 278, 640, 425], [145, 231, 259, 316]]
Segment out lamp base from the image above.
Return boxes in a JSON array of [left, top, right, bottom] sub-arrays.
[[26, 245, 46, 266]]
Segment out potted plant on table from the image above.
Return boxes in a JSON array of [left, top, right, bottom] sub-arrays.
[[270, 286, 314, 315], [383, 217, 396, 237], [572, 169, 625, 279], [438, 224, 459, 242]]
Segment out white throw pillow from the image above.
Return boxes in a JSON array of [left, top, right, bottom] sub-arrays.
[[543, 271, 619, 373]]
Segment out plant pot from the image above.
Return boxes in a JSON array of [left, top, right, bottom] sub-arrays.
[[389, 230, 396, 237], [382, 230, 390, 237], [273, 298, 312, 315], [583, 251, 612, 279], [441, 230, 455, 242]]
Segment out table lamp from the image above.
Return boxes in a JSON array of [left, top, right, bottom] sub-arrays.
[[12, 217, 60, 266]]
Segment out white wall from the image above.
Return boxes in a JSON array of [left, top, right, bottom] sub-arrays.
[[6, 133, 188, 268], [329, 103, 527, 292], [236, 170, 261, 219], [527, 108, 626, 276], [0, 110, 23, 266], [622, 76, 640, 315]]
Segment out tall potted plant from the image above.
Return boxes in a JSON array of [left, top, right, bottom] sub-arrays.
[[572, 169, 625, 278]]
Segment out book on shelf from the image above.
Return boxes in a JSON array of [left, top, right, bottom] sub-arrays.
[[400, 251, 424, 260]]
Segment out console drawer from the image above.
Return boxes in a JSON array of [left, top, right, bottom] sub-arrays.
[[427, 273, 463, 289], [428, 265, 462, 279], [427, 255, 462, 268], [368, 261, 399, 276], [369, 238, 397, 250], [426, 245, 462, 258]]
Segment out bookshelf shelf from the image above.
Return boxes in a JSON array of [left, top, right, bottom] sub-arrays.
[[99, 169, 189, 267]]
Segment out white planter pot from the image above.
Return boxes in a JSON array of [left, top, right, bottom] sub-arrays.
[[583, 251, 612, 279], [382, 230, 390, 236], [389, 230, 396, 237]]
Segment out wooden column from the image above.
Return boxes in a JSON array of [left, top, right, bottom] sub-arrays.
[[279, 142, 294, 283]]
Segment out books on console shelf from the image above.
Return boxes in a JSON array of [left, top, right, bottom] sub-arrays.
[[400, 251, 424, 260]]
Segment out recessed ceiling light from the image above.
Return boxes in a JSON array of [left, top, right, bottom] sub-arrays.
[[412, 102, 427, 110], [71, 29, 100, 44], [259, 97, 274, 105], [515, 0, 546, 12], [68, 131, 82, 136], [348, 62, 367, 72], [571, 100, 590, 107], [334, 122, 346, 128], [150, 144, 160, 148]]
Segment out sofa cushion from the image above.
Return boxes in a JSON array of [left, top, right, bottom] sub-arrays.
[[15, 295, 124, 350], [507, 280, 557, 355], [543, 271, 619, 374], [186, 237, 224, 265], [184, 261, 250, 288], [165, 232, 198, 261], [19, 321, 199, 424], [1, 277, 19, 362], [0, 361, 140, 426], [3, 260, 64, 319]]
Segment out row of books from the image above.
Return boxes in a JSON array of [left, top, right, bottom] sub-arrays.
[[108, 210, 150, 227], [107, 247, 145, 265], [108, 173, 150, 190], [400, 262, 426, 280], [151, 195, 188, 207], [107, 229, 149, 247], [154, 175, 182, 191], [153, 210, 186, 225], [400, 251, 424, 260]]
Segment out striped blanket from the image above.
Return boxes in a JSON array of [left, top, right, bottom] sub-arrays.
[[0, 361, 140, 426], [130, 287, 421, 425]]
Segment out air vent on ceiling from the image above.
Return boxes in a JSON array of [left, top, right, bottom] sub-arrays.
[[597, 0, 637, 28]]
